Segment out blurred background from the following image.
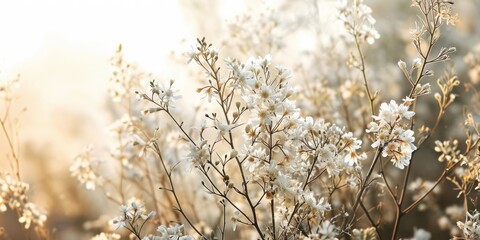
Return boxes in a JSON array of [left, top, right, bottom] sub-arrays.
[[0, 0, 479, 239]]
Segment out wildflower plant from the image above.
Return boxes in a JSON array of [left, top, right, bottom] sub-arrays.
[[70, 45, 194, 238], [68, 0, 480, 240], [136, 37, 366, 239], [0, 74, 48, 239]]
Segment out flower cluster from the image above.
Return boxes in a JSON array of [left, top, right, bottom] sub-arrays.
[[70, 145, 101, 191], [142, 79, 181, 110], [112, 200, 156, 235], [352, 227, 376, 240], [457, 210, 480, 239], [112, 199, 194, 240], [410, 228, 432, 240], [90, 232, 121, 240], [178, 41, 366, 238], [224, 7, 285, 56], [153, 224, 194, 240], [338, 0, 380, 44], [367, 99, 416, 169], [108, 115, 145, 179], [109, 44, 147, 102], [434, 139, 466, 163], [0, 173, 47, 229], [465, 43, 480, 85], [69, 1, 480, 239], [455, 151, 480, 191], [411, 0, 458, 26], [0, 74, 19, 101], [187, 140, 210, 168]]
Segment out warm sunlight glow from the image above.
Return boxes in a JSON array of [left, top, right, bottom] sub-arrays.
[[1, 1, 479, 239]]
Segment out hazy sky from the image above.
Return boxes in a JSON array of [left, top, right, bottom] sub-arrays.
[[0, 1, 193, 183], [0, 1, 194, 149], [0, 0, 253, 178]]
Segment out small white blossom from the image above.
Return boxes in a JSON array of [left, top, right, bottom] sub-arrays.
[[412, 58, 422, 69], [412, 228, 431, 240], [318, 220, 339, 239], [0, 174, 47, 229], [367, 99, 416, 169], [185, 43, 201, 64], [187, 140, 210, 167], [70, 146, 100, 190], [339, 0, 380, 44], [398, 60, 407, 71], [457, 210, 480, 240], [90, 232, 121, 240], [231, 210, 240, 231]]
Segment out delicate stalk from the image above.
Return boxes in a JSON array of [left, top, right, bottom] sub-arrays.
[[152, 142, 205, 237], [350, 146, 383, 224], [0, 118, 20, 180], [354, 34, 376, 115]]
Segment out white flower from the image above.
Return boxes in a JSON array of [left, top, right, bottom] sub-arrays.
[[397, 104, 415, 119], [258, 84, 273, 100], [412, 58, 422, 68], [120, 204, 131, 214], [275, 65, 292, 81], [0, 174, 47, 229], [187, 140, 210, 167], [366, 122, 380, 133], [159, 80, 182, 107], [398, 60, 407, 71], [341, 132, 364, 166], [345, 150, 366, 166], [400, 129, 416, 151], [70, 146, 100, 191], [339, 0, 380, 44], [231, 210, 240, 231], [142, 211, 156, 220], [112, 217, 126, 230], [90, 233, 121, 240], [185, 43, 200, 64], [166, 224, 184, 235], [179, 236, 195, 240], [367, 99, 416, 169], [365, 28, 380, 44], [412, 228, 431, 240], [237, 68, 255, 87], [155, 224, 188, 239], [373, 100, 398, 123], [457, 210, 480, 239], [318, 220, 339, 239], [214, 119, 235, 136]]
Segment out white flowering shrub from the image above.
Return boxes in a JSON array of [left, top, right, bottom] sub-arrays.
[[68, 0, 480, 239], [2, 0, 480, 239]]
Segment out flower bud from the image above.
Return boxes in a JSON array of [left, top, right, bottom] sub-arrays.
[[398, 60, 407, 71], [412, 58, 422, 69], [230, 150, 238, 159]]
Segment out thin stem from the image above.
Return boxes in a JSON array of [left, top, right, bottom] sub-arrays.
[[354, 34, 376, 115], [380, 158, 397, 203], [153, 142, 204, 237], [403, 161, 459, 214], [281, 153, 321, 238], [391, 204, 402, 240], [221, 202, 226, 240], [0, 118, 21, 180], [393, 2, 442, 238], [350, 147, 382, 224], [359, 201, 382, 240], [271, 199, 276, 240], [141, 155, 161, 224]]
